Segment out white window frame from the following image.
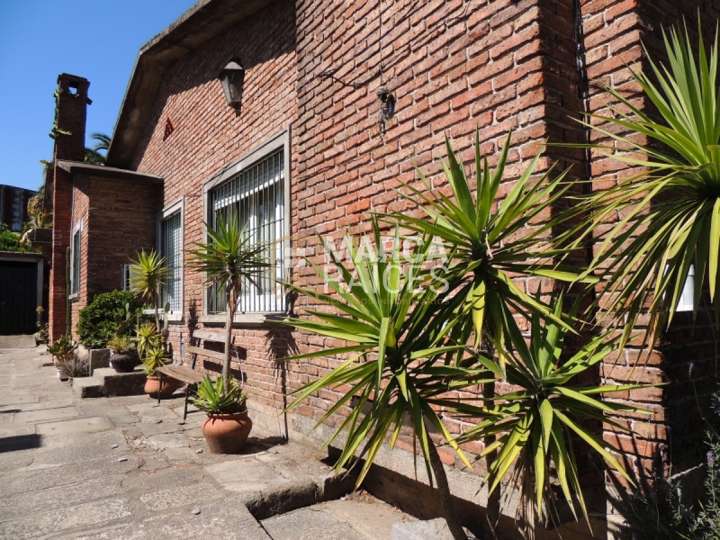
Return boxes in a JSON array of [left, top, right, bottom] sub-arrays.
[[157, 199, 184, 322], [69, 220, 82, 299], [201, 129, 291, 324]]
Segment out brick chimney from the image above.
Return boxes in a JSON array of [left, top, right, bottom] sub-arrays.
[[48, 74, 90, 341], [53, 74, 90, 161]]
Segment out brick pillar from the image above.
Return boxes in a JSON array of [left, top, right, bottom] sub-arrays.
[[48, 74, 90, 341]]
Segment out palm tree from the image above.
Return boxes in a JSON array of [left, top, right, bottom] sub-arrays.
[[84, 132, 112, 164], [189, 214, 269, 391], [129, 249, 167, 331], [576, 23, 720, 340], [283, 222, 494, 539], [455, 294, 639, 536], [386, 131, 594, 362]]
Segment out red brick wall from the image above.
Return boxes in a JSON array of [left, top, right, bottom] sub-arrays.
[[131, 0, 297, 367], [290, 0, 560, 466], [578, 0, 720, 489], [68, 177, 90, 340], [116, 0, 715, 527], [67, 174, 161, 338], [49, 74, 89, 342]]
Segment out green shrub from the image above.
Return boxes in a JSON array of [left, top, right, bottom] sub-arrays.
[[77, 290, 143, 349], [0, 224, 30, 252]]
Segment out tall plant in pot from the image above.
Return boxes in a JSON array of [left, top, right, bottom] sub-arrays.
[[129, 249, 167, 332], [189, 214, 269, 452], [142, 344, 180, 398], [192, 376, 251, 453]]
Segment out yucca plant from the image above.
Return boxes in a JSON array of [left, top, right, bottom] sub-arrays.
[[142, 344, 168, 376], [453, 295, 641, 534], [129, 249, 167, 331], [189, 214, 269, 391], [387, 131, 593, 361], [135, 322, 161, 360], [575, 23, 720, 339], [283, 222, 494, 539], [192, 376, 247, 414]]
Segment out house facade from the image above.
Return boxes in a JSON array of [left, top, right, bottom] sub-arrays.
[[44, 0, 719, 536]]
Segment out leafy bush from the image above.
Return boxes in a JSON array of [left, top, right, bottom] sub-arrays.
[[77, 290, 143, 349], [47, 334, 77, 364], [0, 224, 31, 252]]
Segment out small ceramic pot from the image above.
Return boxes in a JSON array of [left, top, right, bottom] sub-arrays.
[[201, 411, 253, 454], [110, 350, 140, 373], [144, 375, 182, 398]]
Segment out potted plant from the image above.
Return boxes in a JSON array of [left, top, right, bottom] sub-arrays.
[[142, 345, 181, 397], [136, 322, 161, 359], [47, 334, 77, 381], [129, 250, 167, 332], [107, 335, 139, 372], [189, 214, 267, 451], [192, 376, 251, 453]]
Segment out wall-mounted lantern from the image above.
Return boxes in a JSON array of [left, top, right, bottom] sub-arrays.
[[377, 86, 396, 135], [219, 59, 245, 113]]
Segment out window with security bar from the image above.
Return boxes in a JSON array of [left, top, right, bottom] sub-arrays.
[[160, 211, 182, 315], [70, 227, 81, 296], [206, 148, 286, 314]]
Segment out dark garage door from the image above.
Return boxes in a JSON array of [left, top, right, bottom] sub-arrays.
[[0, 261, 37, 334]]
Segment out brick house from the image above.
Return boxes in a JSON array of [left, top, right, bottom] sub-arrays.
[[44, 0, 719, 536]]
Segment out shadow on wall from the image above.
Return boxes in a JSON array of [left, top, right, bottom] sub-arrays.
[[267, 325, 297, 442]]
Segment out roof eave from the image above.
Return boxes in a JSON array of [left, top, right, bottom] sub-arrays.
[[106, 0, 273, 169], [56, 160, 164, 183]]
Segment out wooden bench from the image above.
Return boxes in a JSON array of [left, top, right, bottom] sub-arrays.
[[155, 329, 228, 421]]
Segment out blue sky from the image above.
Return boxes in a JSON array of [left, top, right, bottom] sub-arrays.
[[0, 0, 195, 191]]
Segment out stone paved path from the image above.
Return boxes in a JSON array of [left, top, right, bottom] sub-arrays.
[[0, 346, 414, 539]]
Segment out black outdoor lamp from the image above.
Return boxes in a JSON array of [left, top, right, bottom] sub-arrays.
[[219, 59, 245, 113], [377, 86, 396, 135]]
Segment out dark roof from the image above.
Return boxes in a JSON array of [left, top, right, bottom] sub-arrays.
[[106, 0, 272, 168], [56, 160, 163, 183]]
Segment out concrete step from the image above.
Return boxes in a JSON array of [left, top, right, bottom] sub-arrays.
[[95, 367, 146, 396], [71, 374, 104, 399], [72, 367, 146, 399], [0, 335, 37, 349]]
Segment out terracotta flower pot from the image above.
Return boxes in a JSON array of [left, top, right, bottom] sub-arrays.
[[110, 350, 140, 373], [144, 375, 183, 398], [201, 411, 253, 454]]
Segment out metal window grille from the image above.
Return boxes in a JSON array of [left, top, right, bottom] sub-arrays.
[[70, 229, 80, 295], [121, 264, 131, 291], [160, 212, 182, 313], [207, 149, 286, 314]]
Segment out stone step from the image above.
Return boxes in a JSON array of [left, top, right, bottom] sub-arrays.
[[71, 374, 104, 399], [72, 367, 146, 399], [95, 367, 147, 396]]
